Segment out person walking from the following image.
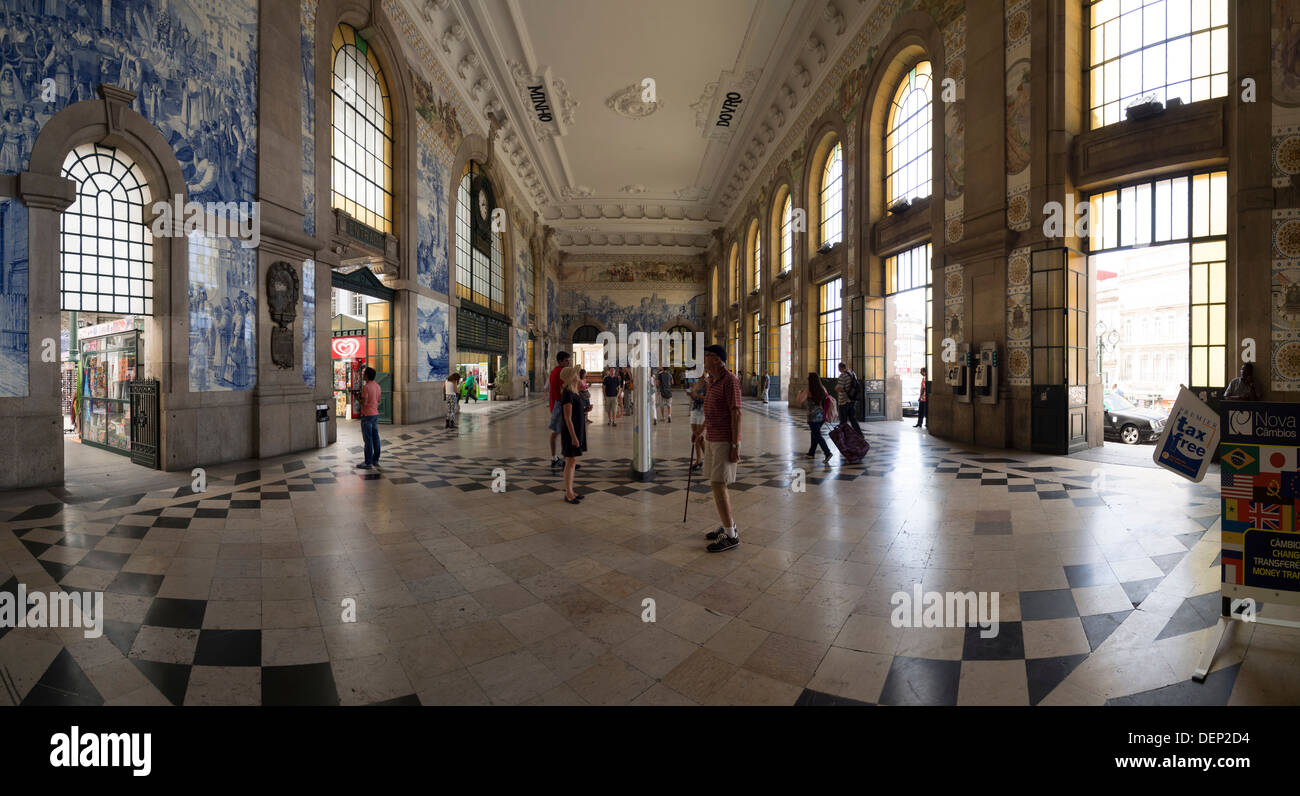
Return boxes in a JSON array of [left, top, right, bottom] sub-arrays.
[[697, 344, 742, 552], [465, 372, 478, 403], [444, 372, 462, 428], [357, 366, 382, 470], [602, 367, 621, 426], [796, 371, 834, 463], [915, 367, 929, 428], [657, 366, 674, 423], [622, 367, 635, 420], [836, 361, 863, 435], [559, 366, 588, 504], [548, 351, 572, 467], [687, 372, 709, 472], [760, 371, 770, 403]]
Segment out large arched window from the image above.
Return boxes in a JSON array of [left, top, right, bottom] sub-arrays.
[[59, 144, 153, 314], [455, 161, 504, 313], [748, 219, 761, 293], [885, 61, 932, 207], [819, 141, 843, 247], [728, 242, 739, 305], [331, 23, 394, 234], [774, 190, 792, 276]]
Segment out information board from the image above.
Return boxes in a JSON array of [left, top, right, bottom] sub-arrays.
[[1219, 400, 1300, 603]]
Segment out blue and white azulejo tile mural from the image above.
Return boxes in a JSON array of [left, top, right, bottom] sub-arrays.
[[0, 197, 28, 398], [416, 293, 448, 383], [0, 0, 259, 207], [189, 234, 256, 392]]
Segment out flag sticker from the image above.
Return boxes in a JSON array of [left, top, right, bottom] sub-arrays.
[[1222, 473, 1254, 500], [1220, 446, 1258, 473], [1259, 445, 1297, 473]]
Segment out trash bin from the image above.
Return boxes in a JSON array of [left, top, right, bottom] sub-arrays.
[[316, 403, 329, 448]]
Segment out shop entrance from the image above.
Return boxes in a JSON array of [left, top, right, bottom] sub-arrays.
[[56, 142, 166, 472], [456, 351, 495, 401], [331, 267, 394, 423], [63, 314, 145, 458]]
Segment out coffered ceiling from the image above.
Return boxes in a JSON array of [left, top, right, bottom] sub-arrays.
[[406, 0, 878, 255]]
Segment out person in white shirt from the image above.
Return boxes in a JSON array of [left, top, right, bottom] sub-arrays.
[[444, 372, 463, 428]]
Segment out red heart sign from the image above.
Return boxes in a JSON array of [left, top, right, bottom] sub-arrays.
[[332, 337, 364, 359]]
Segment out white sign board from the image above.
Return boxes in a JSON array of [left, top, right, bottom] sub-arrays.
[[1151, 387, 1221, 482]]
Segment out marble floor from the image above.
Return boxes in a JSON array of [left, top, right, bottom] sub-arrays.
[[1, 394, 1295, 706]]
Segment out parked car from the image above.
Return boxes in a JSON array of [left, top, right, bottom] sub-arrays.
[[1103, 393, 1167, 444], [901, 399, 918, 417]]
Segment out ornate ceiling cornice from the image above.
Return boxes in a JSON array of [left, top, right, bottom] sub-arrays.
[[400, 0, 870, 254]]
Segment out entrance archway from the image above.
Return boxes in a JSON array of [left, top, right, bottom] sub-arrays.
[[3, 88, 186, 489]]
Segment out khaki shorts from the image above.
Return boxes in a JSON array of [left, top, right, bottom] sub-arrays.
[[704, 440, 737, 485], [604, 396, 618, 416]]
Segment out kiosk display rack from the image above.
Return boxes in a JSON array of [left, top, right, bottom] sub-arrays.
[[77, 318, 140, 455]]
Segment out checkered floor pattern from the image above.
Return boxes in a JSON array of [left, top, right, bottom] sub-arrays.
[[0, 397, 1242, 706]]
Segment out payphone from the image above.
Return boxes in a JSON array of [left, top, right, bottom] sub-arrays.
[[975, 342, 998, 404], [948, 342, 971, 403]]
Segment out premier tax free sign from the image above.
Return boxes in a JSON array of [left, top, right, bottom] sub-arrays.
[[1152, 388, 1220, 482]]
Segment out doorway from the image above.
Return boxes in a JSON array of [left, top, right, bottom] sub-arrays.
[[331, 267, 395, 423], [1087, 170, 1227, 450], [768, 299, 791, 400]]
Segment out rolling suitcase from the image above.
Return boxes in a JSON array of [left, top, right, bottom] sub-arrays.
[[829, 423, 869, 463]]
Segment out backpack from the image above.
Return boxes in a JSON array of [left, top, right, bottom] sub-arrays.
[[821, 392, 838, 422], [846, 371, 861, 402]]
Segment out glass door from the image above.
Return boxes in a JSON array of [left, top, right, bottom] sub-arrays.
[[366, 301, 393, 423], [1031, 247, 1088, 454]]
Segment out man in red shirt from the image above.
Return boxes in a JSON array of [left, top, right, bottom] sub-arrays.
[[697, 344, 742, 552], [547, 351, 572, 467], [357, 367, 382, 470]]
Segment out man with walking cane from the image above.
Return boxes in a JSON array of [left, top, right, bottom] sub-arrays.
[[696, 344, 741, 552]]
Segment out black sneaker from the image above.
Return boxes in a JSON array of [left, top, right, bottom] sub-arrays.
[[705, 526, 731, 540], [356, 463, 373, 470], [706, 535, 739, 553], [551, 457, 562, 467]]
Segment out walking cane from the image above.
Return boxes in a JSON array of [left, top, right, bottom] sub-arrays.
[[683, 433, 696, 523]]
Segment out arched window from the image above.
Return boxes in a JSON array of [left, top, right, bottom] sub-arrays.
[[728, 243, 739, 305], [59, 143, 153, 314], [331, 23, 394, 234], [455, 162, 504, 313], [749, 219, 761, 293], [885, 61, 932, 207], [776, 191, 792, 275], [819, 141, 842, 247]]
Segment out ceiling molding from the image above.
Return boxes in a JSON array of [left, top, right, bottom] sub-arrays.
[[400, 0, 870, 255]]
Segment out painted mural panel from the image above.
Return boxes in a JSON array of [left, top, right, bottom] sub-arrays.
[[416, 293, 449, 383], [301, 0, 317, 237], [0, 197, 28, 397], [546, 276, 557, 338], [302, 258, 315, 387], [415, 122, 449, 295], [412, 65, 466, 155], [513, 226, 529, 328], [557, 288, 705, 338], [514, 328, 526, 389], [0, 0, 259, 207], [189, 234, 256, 391]]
